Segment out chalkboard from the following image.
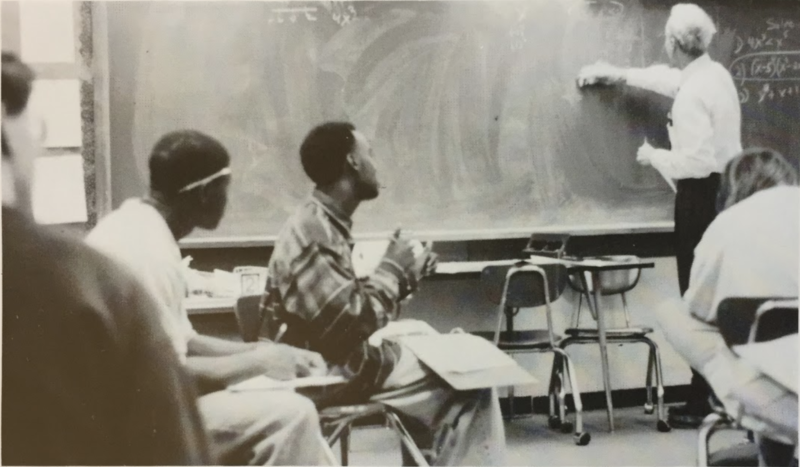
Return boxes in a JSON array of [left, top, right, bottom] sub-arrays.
[[104, 0, 799, 244]]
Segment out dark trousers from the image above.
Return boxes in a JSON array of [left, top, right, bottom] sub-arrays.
[[759, 436, 797, 467], [675, 173, 721, 409]]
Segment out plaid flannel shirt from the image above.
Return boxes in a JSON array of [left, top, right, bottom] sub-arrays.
[[268, 190, 416, 394]]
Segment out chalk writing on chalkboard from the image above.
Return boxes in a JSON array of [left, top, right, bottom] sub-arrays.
[[756, 83, 800, 103], [734, 18, 796, 54], [323, 1, 357, 27], [269, 6, 318, 24], [730, 51, 800, 81], [509, 5, 528, 50], [568, 0, 625, 18]]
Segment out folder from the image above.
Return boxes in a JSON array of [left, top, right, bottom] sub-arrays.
[[396, 333, 538, 391]]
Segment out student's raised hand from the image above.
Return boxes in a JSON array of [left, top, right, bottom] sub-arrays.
[[382, 229, 417, 274], [577, 61, 626, 87], [414, 246, 439, 279]]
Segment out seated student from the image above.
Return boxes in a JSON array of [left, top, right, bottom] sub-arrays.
[[2, 52, 211, 465], [655, 148, 798, 465], [86, 130, 335, 466], [267, 122, 507, 465]]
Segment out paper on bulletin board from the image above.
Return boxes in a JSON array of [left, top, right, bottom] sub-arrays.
[[32, 154, 88, 225], [19, 1, 75, 64], [28, 79, 82, 148]]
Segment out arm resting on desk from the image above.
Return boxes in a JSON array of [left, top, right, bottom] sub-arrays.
[[185, 343, 299, 390], [187, 333, 259, 357]]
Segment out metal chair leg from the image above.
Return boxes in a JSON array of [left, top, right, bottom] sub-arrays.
[[644, 344, 655, 414], [697, 413, 726, 467], [652, 340, 667, 426], [340, 425, 350, 466], [621, 292, 632, 328], [508, 385, 516, 419], [573, 294, 583, 328], [554, 347, 591, 446], [640, 337, 669, 431], [547, 352, 562, 429], [385, 411, 430, 467]]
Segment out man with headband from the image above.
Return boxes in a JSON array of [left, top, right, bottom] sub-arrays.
[[87, 130, 336, 465]]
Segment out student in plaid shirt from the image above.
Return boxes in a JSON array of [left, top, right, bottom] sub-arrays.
[[268, 122, 507, 465]]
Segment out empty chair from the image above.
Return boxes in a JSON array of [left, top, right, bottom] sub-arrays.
[[473, 262, 591, 446], [561, 255, 670, 432]]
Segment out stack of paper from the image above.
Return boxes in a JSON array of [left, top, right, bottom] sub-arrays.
[[400, 333, 515, 374]]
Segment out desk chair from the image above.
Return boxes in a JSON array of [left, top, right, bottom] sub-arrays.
[[234, 294, 429, 466], [698, 298, 799, 467], [560, 256, 670, 433], [473, 263, 591, 446]]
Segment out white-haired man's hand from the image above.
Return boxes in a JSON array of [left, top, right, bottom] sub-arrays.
[[577, 61, 627, 88]]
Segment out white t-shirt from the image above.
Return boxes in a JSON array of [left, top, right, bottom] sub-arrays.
[[684, 186, 799, 323], [86, 199, 197, 361]]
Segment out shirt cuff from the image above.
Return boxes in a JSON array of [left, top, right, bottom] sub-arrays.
[[375, 258, 416, 301]]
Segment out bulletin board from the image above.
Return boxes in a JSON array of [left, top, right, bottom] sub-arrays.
[[1, 1, 97, 227]]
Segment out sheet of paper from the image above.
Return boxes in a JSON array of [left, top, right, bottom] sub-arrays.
[[212, 269, 240, 297], [19, 1, 75, 64], [32, 154, 87, 224], [733, 335, 798, 394], [28, 79, 82, 148], [368, 319, 439, 347], [400, 333, 517, 374], [228, 375, 347, 392]]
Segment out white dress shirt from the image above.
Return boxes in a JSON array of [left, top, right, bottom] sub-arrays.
[[683, 186, 799, 323], [86, 199, 197, 362], [626, 54, 742, 180]]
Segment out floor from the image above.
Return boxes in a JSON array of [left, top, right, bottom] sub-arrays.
[[341, 405, 747, 466]]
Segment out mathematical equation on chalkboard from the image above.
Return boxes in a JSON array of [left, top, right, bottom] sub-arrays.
[[267, 1, 357, 26], [730, 18, 799, 104]]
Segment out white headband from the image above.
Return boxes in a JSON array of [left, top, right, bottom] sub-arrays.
[[178, 167, 231, 193]]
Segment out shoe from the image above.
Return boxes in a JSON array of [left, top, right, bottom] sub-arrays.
[[668, 403, 710, 429]]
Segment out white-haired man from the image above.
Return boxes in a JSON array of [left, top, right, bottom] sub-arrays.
[[577, 3, 742, 428]]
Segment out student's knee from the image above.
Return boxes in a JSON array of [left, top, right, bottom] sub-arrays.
[[270, 392, 320, 432]]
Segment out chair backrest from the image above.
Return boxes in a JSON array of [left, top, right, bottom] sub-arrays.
[[717, 297, 798, 347], [481, 262, 568, 308], [750, 299, 798, 344], [523, 233, 570, 258], [234, 294, 267, 342]]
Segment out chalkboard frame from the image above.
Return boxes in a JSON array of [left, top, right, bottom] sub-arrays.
[[176, 221, 674, 249]]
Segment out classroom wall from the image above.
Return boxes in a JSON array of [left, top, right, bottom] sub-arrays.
[[1, 2, 95, 234]]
